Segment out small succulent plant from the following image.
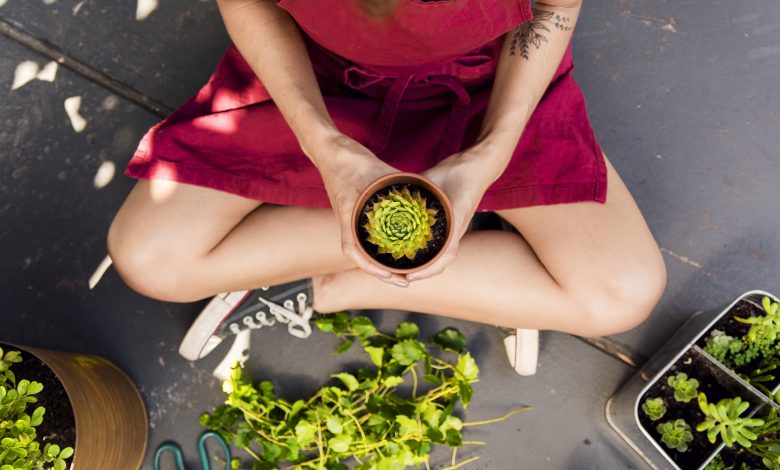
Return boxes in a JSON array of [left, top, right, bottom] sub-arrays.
[[668, 372, 699, 403], [641, 397, 667, 421], [696, 393, 764, 447], [657, 419, 694, 452], [363, 186, 438, 261]]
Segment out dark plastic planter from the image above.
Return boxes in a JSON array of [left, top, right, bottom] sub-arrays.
[[606, 290, 780, 469]]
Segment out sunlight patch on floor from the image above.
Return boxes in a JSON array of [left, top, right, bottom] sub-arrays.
[[93, 160, 116, 189], [88, 254, 113, 290], [136, 0, 158, 21], [12, 60, 58, 90], [64, 95, 87, 132]]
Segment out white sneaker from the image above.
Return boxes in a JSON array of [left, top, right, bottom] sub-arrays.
[[503, 328, 539, 376], [178, 279, 315, 361]]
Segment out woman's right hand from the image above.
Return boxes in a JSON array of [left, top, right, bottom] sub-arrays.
[[305, 133, 406, 285]]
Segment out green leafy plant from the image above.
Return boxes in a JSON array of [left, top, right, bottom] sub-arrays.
[[705, 297, 780, 369], [641, 397, 667, 421], [703, 454, 733, 470], [668, 372, 699, 403], [363, 186, 438, 261], [657, 419, 694, 452], [703, 330, 739, 365], [716, 406, 780, 469], [200, 313, 526, 469], [696, 393, 764, 448], [0, 347, 74, 470]]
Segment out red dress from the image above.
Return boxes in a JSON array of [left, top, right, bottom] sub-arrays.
[[125, 0, 607, 211]]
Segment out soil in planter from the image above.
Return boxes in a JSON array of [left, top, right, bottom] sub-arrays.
[[10, 348, 77, 454], [639, 349, 747, 469], [697, 300, 780, 392], [715, 444, 766, 469], [358, 183, 447, 269]]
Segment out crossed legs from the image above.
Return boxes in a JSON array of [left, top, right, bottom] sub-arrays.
[[108, 156, 666, 338]]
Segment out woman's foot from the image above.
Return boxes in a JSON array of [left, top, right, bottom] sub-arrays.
[[503, 328, 539, 376], [178, 279, 315, 361]]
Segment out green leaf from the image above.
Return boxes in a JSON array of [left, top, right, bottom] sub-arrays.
[[433, 328, 466, 353], [335, 339, 354, 355], [440, 415, 463, 432], [54, 459, 66, 470], [48, 444, 60, 457], [364, 346, 384, 367], [17, 379, 29, 395], [26, 382, 43, 395], [456, 353, 479, 381], [391, 340, 426, 366], [396, 322, 420, 340], [352, 316, 378, 339], [328, 434, 352, 453], [331, 373, 360, 392], [289, 400, 306, 418], [396, 415, 418, 437], [294, 420, 317, 446], [326, 416, 344, 434], [30, 406, 45, 427], [459, 382, 474, 407], [313, 318, 334, 332], [382, 376, 404, 388], [59, 447, 74, 459]]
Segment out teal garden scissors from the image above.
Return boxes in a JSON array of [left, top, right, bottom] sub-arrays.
[[154, 431, 232, 470]]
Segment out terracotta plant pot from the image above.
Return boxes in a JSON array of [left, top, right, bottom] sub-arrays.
[[351, 172, 454, 274], [1, 343, 148, 470]]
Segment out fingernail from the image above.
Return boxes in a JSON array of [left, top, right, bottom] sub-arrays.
[[379, 272, 392, 279], [394, 280, 409, 288], [406, 275, 417, 282]]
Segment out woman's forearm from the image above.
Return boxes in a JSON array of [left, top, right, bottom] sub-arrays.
[[216, 0, 340, 164], [473, 0, 582, 181]]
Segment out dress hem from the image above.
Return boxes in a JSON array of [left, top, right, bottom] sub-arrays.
[[125, 155, 608, 212]]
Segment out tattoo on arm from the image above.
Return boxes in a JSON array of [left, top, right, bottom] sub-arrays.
[[509, 7, 574, 60]]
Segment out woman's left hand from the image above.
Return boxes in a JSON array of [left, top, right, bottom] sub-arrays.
[[407, 146, 503, 283]]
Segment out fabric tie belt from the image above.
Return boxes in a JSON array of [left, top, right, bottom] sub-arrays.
[[342, 53, 496, 161]]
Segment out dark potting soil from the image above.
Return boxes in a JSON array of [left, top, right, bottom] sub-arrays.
[[358, 183, 447, 269], [696, 300, 780, 390], [697, 300, 764, 349], [716, 445, 766, 469], [639, 349, 739, 469], [8, 347, 77, 453]]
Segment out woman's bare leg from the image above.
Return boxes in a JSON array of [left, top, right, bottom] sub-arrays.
[[109, 155, 665, 337], [108, 179, 353, 300], [312, 156, 666, 337]]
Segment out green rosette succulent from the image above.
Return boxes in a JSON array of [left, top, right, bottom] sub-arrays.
[[657, 419, 694, 452], [641, 397, 667, 421], [668, 372, 699, 403], [363, 185, 438, 261]]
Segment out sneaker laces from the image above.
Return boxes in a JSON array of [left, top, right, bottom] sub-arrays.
[[228, 289, 313, 339]]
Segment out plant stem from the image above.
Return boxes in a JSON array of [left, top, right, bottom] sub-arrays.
[[461, 408, 531, 427], [440, 456, 480, 470]]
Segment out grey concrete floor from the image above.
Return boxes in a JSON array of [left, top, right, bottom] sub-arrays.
[[1, 1, 778, 469]]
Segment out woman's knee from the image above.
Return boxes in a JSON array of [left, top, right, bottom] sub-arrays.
[[575, 255, 667, 337], [107, 217, 201, 303]]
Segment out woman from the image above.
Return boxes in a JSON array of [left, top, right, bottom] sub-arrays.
[[107, 0, 666, 372]]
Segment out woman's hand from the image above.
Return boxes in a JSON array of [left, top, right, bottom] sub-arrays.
[[408, 146, 504, 283], [307, 134, 408, 284]]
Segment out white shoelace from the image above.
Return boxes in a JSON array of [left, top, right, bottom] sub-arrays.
[[227, 289, 313, 339]]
